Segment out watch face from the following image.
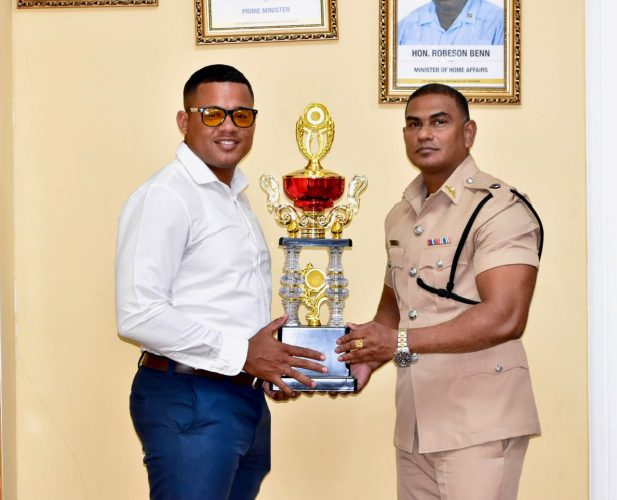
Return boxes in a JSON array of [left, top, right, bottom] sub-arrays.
[[395, 349, 413, 367]]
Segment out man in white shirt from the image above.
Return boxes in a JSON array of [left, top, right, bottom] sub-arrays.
[[116, 64, 326, 500]]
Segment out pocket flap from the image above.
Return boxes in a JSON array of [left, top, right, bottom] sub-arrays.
[[463, 341, 529, 377]]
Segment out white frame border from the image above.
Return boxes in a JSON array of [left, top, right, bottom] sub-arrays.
[[587, 0, 617, 498]]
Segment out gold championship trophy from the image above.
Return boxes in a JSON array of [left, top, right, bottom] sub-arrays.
[[260, 103, 367, 392]]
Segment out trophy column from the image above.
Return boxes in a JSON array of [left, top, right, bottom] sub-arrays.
[[326, 245, 349, 328], [280, 245, 302, 326], [276, 238, 356, 392]]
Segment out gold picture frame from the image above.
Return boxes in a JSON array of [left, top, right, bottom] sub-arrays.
[[18, 0, 156, 7], [195, 0, 338, 44], [379, 0, 521, 104]]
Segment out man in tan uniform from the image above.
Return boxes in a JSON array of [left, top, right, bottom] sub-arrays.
[[336, 83, 542, 499]]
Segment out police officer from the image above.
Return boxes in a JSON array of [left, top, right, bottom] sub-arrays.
[[337, 83, 542, 500]]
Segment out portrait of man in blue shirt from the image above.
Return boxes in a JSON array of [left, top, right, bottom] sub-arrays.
[[398, 0, 504, 46]]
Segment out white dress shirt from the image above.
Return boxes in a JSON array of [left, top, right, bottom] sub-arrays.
[[116, 142, 272, 375]]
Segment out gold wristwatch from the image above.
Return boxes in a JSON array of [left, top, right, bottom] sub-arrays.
[[393, 328, 414, 367]]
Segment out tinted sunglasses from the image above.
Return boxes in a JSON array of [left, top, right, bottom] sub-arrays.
[[186, 106, 258, 128]]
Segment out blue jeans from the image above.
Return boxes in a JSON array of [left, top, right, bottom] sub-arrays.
[[130, 365, 271, 500]]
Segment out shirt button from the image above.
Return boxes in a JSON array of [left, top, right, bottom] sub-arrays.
[[414, 225, 424, 236], [409, 267, 418, 277], [495, 364, 504, 373], [408, 310, 418, 320], [411, 352, 419, 364], [436, 260, 444, 269], [466, 177, 474, 184]]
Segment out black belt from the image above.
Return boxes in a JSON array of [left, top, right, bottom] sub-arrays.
[[139, 352, 263, 389]]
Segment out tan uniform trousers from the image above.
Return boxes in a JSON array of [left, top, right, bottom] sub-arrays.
[[396, 431, 529, 500]]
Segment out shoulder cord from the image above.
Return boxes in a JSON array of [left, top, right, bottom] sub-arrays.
[[416, 189, 544, 305]]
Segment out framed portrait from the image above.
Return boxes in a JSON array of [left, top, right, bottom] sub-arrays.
[[379, 0, 520, 103], [195, 0, 338, 44], [18, 0, 156, 7]]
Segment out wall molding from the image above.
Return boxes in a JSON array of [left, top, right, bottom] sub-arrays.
[[587, 0, 617, 498]]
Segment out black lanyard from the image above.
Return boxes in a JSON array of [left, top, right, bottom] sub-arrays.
[[416, 189, 544, 305]]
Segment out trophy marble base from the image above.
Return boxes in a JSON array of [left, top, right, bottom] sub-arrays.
[[271, 326, 357, 392]]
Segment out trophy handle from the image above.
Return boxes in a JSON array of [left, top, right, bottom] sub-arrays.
[[327, 174, 368, 237], [259, 174, 300, 237], [260, 173, 280, 210], [345, 174, 368, 213]]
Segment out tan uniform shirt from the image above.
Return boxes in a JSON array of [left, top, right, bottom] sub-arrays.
[[385, 156, 541, 454]]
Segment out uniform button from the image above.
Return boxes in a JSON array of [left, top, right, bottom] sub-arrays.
[[436, 260, 444, 269], [409, 267, 418, 277], [466, 177, 474, 184], [490, 183, 501, 189], [495, 364, 503, 373], [411, 352, 419, 364], [387, 259, 392, 269], [408, 310, 418, 320], [414, 225, 424, 236]]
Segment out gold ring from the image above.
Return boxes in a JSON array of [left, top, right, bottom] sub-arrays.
[[354, 339, 364, 349]]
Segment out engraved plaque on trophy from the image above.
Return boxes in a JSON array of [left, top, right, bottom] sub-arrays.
[[260, 103, 367, 392]]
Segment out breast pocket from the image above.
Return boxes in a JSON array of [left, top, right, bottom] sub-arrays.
[[416, 245, 476, 312], [417, 246, 463, 289]]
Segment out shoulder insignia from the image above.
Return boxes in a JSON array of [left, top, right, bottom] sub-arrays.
[[465, 171, 509, 194]]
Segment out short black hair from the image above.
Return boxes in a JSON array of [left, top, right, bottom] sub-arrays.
[[183, 64, 254, 108], [406, 83, 470, 121]]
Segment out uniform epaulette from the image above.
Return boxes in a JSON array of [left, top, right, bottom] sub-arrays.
[[464, 171, 512, 195]]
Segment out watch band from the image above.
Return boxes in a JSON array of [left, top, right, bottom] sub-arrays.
[[397, 328, 409, 350], [394, 328, 415, 367]]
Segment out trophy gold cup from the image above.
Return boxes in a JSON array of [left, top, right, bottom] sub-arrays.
[[260, 103, 367, 392]]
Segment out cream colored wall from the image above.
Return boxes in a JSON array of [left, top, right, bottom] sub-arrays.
[[7, 1, 587, 499], [1, 0, 17, 498]]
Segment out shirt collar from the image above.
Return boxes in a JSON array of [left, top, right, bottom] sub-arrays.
[[436, 155, 479, 205], [402, 155, 479, 209], [455, 0, 481, 27], [403, 171, 428, 215], [176, 142, 249, 195], [423, 0, 481, 30]]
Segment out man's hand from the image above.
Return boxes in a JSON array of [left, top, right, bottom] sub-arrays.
[[262, 383, 300, 402], [351, 363, 375, 392], [244, 315, 327, 397], [335, 321, 397, 365], [327, 362, 377, 398]]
